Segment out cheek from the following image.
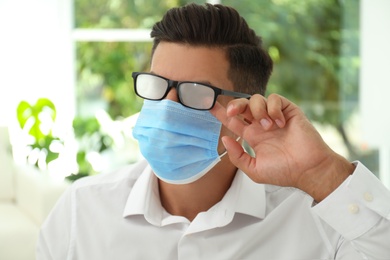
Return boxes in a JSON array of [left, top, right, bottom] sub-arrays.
[[214, 97, 236, 154], [214, 95, 236, 154], [216, 95, 234, 108], [217, 125, 236, 154]]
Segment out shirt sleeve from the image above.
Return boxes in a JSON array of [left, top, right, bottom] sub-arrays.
[[36, 187, 73, 260], [312, 161, 390, 259]]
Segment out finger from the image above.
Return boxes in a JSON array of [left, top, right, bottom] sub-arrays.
[[266, 94, 286, 128], [226, 95, 272, 130], [226, 98, 253, 120], [248, 94, 268, 119], [249, 94, 273, 130], [210, 101, 249, 137], [221, 136, 256, 176]]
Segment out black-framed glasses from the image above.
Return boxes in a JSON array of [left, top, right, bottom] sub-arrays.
[[132, 72, 251, 110]]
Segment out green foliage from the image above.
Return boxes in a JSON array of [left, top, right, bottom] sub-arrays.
[[224, 0, 360, 126], [73, 116, 114, 154], [66, 115, 114, 181], [76, 42, 151, 118], [74, 0, 181, 119], [16, 98, 62, 167], [75, 0, 198, 119], [75, 0, 181, 29]]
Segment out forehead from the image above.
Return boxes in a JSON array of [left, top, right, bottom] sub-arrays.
[[151, 42, 233, 90]]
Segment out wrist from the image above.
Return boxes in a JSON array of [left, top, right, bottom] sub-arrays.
[[300, 154, 355, 202]]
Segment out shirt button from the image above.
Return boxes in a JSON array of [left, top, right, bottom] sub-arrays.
[[348, 204, 359, 214], [364, 192, 373, 202]]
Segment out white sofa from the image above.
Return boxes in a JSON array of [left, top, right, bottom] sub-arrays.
[[0, 126, 69, 260]]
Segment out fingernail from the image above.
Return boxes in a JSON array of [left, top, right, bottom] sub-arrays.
[[260, 118, 271, 129], [226, 105, 233, 114], [275, 119, 284, 128], [221, 137, 228, 149]]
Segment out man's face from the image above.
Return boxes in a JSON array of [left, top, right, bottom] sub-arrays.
[[150, 42, 236, 154]]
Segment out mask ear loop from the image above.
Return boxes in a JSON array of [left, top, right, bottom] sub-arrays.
[[219, 136, 241, 158]]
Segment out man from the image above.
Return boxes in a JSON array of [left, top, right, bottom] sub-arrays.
[[37, 3, 390, 259]]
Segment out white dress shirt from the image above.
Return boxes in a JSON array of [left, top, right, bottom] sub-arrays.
[[37, 160, 390, 260]]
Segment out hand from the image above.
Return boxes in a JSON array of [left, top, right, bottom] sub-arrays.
[[210, 93, 355, 201]]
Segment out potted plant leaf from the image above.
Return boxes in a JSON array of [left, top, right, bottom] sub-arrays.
[[16, 98, 62, 169]]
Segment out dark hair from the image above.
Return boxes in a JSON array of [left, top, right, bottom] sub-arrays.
[[150, 3, 273, 95]]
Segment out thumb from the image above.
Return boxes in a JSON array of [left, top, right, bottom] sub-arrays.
[[221, 136, 255, 174]]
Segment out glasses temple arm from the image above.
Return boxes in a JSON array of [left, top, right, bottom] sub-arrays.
[[221, 89, 251, 99]]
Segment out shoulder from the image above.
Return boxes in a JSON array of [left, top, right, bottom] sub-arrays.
[[69, 159, 149, 196], [51, 159, 151, 221], [74, 160, 147, 185]]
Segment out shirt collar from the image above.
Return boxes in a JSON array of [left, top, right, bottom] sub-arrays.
[[122, 164, 164, 226], [123, 162, 266, 226]]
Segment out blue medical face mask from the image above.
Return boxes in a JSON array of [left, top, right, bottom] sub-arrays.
[[132, 99, 226, 184]]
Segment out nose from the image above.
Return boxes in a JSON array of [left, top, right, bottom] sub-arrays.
[[165, 87, 179, 102]]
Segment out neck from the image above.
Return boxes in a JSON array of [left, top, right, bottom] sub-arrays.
[[158, 157, 237, 221]]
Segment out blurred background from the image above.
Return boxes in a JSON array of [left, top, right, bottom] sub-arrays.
[[0, 0, 389, 193], [0, 0, 389, 182], [1, 0, 390, 259]]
